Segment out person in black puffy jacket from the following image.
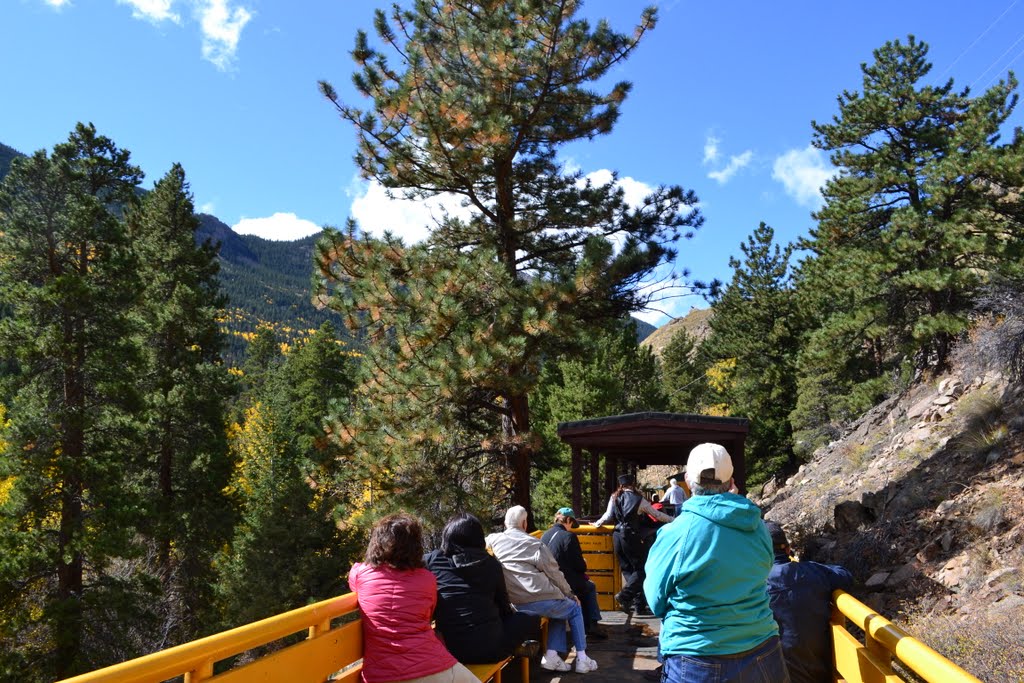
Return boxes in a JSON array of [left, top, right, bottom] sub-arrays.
[[424, 513, 540, 663], [765, 521, 853, 683]]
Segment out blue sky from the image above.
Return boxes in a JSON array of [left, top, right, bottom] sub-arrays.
[[3, 1, 1023, 325]]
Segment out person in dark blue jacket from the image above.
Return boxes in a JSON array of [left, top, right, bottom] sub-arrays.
[[765, 521, 854, 683]]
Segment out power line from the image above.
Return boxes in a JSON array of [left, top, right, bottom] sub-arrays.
[[940, 0, 1019, 78], [971, 29, 1024, 89], [983, 42, 1024, 89]]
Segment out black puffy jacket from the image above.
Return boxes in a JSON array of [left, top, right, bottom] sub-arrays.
[[423, 547, 512, 662]]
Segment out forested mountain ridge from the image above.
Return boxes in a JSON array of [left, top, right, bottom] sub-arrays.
[[0, 143, 341, 361], [194, 213, 342, 360], [0, 142, 21, 179], [2, 143, 650, 362]]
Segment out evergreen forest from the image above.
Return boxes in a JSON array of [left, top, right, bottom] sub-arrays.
[[1, 3, 1023, 680]]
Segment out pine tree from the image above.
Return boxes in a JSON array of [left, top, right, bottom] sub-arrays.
[[316, 1, 701, 516], [530, 318, 666, 521], [216, 324, 358, 625], [701, 223, 800, 482], [795, 36, 1024, 443], [0, 124, 146, 678], [127, 164, 234, 640], [659, 327, 708, 414]]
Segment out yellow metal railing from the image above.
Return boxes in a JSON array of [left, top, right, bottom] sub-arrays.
[[58, 537, 983, 683], [59, 593, 362, 683], [831, 589, 981, 683]]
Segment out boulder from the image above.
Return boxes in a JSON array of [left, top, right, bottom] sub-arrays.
[[834, 500, 874, 531], [887, 561, 920, 586], [907, 397, 934, 419], [865, 571, 890, 588]]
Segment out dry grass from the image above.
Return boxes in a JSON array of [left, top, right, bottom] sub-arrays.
[[898, 608, 1024, 682]]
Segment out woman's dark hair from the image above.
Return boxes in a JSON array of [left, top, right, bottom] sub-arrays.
[[441, 512, 485, 556], [365, 513, 424, 570], [611, 482, 636, 501]]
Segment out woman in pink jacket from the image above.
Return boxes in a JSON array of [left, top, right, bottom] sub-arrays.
[[348, 513, 476, 683]]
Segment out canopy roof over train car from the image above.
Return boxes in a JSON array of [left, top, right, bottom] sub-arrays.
[[556, 412, 750, 516]]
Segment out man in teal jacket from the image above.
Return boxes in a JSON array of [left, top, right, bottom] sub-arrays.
[[643, 443, 789, 683]]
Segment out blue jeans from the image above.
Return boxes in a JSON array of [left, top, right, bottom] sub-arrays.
[[578, 580, 602, 627], [515, 598, 586, 654], [662, 637, 790, 683]]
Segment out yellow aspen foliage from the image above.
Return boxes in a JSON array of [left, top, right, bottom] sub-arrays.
[[706, 357, 738, 394], [0, 404, 12, 502], [225, 403, 281, 498]]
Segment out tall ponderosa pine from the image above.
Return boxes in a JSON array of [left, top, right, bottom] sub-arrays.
[[0, 124, 145, 678], [701, 223, 800, 482], [316, 1, 701, 515], [794, 36, 1024, 444], [128, 164, 234, 638]]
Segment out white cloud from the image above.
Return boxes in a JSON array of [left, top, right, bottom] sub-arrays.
[[349, 179, 473, 244], [233, 212, 322, 241], [583, 169, 654, 209], [772, 145, 836, 208], [347, 169, 660, 248], [702, 136, 720, 165], [42, 0, 71, 8], [707, 150, 753, 184], [195, 0, 252, 71], [116, 0, 180, 24], [199, 201, 216, 214]]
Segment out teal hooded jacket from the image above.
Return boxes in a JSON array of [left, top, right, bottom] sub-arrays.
[[643, 492, 778, 656]]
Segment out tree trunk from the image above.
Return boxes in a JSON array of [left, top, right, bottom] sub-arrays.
[[504, 394, 532, 526], [56, 344, 85, 678]]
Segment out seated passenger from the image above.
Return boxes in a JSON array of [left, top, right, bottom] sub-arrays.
[[539, 506, 608, 639], [766, 521, 853, 683], [348, 513, 476, 683], [424, 512, 541, 663], [486, 505, 599, 674]]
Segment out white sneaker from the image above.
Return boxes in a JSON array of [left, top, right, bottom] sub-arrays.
[[541, 654, 571, 672], [575, 655, 599, 673]]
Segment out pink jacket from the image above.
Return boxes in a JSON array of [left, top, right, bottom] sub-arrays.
[[348, 562, 457, 683]]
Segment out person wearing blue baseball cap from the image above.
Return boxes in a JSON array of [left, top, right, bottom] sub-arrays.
[[541, 507, 608, 640]]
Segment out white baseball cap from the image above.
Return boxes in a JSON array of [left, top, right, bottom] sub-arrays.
[[686, 443, 734, 485]]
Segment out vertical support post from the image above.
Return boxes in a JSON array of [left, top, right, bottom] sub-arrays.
[[604, 455, 616, 499], [309, 618, 331, 639], [733, 438, 748, 495], [186, 660, 214, 683], [830, 603, 844, 683], [589, 450, 600, 515], [571, 446, 582, 516], [863, 615, 894, 673]]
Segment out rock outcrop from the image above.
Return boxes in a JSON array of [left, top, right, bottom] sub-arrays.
[[760, 367, 1024, 621]]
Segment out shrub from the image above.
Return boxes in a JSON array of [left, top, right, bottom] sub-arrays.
[[898, 607, 1024, 682]]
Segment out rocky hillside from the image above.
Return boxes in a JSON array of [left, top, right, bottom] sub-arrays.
[[759, 330, 1024, 679], [641, 306, 714, 356]]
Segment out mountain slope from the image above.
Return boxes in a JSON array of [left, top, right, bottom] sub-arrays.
[[0, 142, 24, 180], [641, 306, 713, 356], [195, 214, 342, 360], [757, 325, 1024, 679]]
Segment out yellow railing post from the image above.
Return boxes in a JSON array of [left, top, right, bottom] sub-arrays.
[[863, 613, 895, 674], [184, 659, 213, 683]]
